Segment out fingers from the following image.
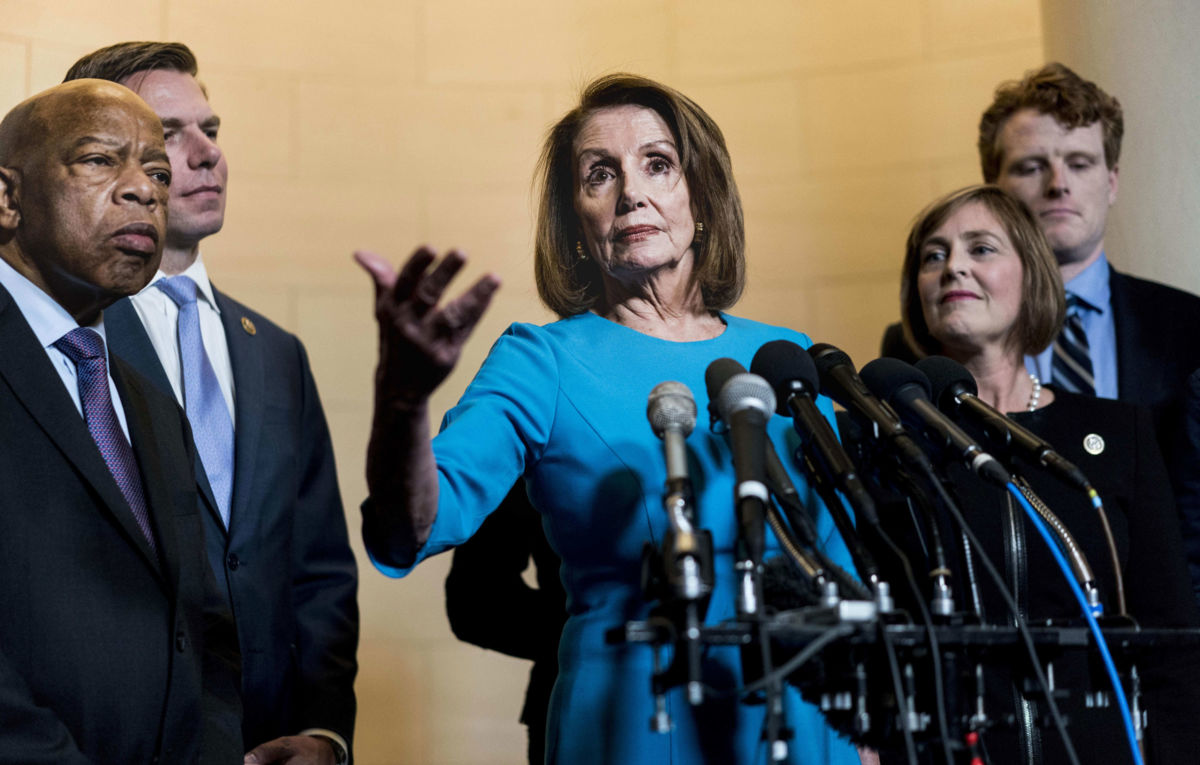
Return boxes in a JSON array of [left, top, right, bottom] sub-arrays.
[[352, 250, 398, 297], [358, 246, 496, 322], [391, 246, 438, 304], [244, 736, 292, 763], [441, 273, 501, 336], [409, 249, 467, 317]]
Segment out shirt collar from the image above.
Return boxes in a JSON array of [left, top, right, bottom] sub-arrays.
[[142, 253, 221, 314], [0, 255, 108, 349], [1062, 251, 1111, 315]]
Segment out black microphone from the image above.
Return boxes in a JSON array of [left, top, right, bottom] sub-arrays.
[[916, 356, 1090, 491], [808, 343, 932, 471], [752, 339, 880, 527], [706, 358, 774, 563], [861, 358, 1010, 487]]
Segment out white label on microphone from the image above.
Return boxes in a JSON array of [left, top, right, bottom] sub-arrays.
[[736, 480, 769, 502]]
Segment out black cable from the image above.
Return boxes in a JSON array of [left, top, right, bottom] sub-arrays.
[[890, 469, 954, 595], [739, 622, 856, 697], [873, 523, 955, 765], [878, 619, 919, 765], [921, 464, 1082, 765], [768, 481, 870, 600], [796, 446, 882, 587]]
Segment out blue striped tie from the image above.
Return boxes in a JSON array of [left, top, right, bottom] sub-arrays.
[[54, 328, 157, 551], [156, 276, 234, 526], [1052, 293, 1095, 396]]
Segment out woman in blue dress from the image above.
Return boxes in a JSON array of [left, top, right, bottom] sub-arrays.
[[355, 74, 864, 765]]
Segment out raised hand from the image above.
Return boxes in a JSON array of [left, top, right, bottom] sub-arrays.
[[355, 247, 501, 560], [355, 246, 500, 408]]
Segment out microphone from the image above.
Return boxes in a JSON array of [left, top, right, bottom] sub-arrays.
[[646, 381, 713, 707], [647, 380, 698, 531], [752, 339, 879, 527], [706, 357, 773, 546], [705, 358, 774, 614], [808, 343, 931, 472], [915, 356, 1089, 491], [860, 358, 1010, 487]]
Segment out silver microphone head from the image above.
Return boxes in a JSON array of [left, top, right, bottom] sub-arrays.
[[716, 372, 776, 423], [647, 381, 697, 438]]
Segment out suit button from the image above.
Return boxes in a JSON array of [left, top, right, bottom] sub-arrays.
[[176, 631, 187, 652], [227, 553, 240, 570]]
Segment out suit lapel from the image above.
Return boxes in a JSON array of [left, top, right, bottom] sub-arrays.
[[1108, 266, 1139, 400], [216, 287, 263, 532], [0, 287, 164, 579], [106, 297, 225, 535], [113, 358, 180, 589]]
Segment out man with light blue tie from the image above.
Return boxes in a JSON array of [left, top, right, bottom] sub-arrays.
[[66, 43, 359, 765]]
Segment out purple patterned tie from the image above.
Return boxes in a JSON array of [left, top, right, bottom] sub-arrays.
[[54, 327, 157, 552]]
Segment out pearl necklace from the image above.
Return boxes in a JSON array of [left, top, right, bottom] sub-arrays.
[[1027, 372, 1042, 412]]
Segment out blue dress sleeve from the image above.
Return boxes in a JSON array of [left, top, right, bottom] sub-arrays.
[[370, 323, 558, 577]]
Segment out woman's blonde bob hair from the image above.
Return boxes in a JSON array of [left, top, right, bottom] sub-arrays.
[[534, 73, 745, 318], [900, 184, 1065, 358]]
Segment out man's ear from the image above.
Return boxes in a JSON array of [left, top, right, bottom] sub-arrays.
[[0, 167, 20, 232]]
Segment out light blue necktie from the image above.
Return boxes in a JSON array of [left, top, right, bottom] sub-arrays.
[[156, 276, 234, 526]]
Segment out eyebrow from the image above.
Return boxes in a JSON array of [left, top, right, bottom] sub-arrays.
[[576, 139, 677, 163], [962, 229, 1004, 241], [922, 230, 1003, 247], [160, 115, 222, 130], [70, 135, 122, 149]]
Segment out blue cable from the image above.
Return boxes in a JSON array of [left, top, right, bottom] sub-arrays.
[[1005, 482, 1143, 765]]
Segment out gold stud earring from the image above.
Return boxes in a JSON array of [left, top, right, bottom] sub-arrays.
[[575, 241, 587, 262], [694, 221, 705, 245]]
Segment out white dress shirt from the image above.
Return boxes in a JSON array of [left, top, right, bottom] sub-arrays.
[[129, 255, 237, 427], [0, 256, 131, 439]]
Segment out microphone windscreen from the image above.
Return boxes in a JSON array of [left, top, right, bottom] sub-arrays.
[[704, 357, 746, 401], [751, 340, 819, 415], [860, 357, 932, 406], [915, 355, 978, 411], [715, 373, 777, 423], [647, 381, 697, 437], [807, 342, 855, 396]]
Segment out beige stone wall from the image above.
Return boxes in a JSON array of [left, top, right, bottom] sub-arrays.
[[0, 1, 1041, 762], [1042, 0, 1200, 295]]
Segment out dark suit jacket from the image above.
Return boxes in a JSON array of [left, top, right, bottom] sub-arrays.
[[106, 287, 359, 753], [444, 483, 567, 764], [0, 284, 242, 765]]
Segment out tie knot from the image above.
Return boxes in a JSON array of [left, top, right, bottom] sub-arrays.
[[54, 327, 106, 362], [156, 275, 200, 308], [1065, 292, 1092, 314]]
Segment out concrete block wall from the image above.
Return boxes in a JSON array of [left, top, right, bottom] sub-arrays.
[[0, 1, 1042, 761]]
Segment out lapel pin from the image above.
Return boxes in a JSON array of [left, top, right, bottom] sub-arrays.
[[1083, 433, 1105, 455], [241, 316, 256, 336]]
